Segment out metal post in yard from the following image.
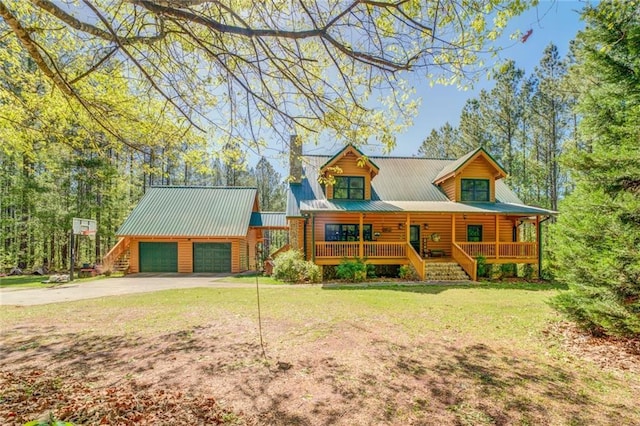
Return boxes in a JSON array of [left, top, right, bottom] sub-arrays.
[[69, 230, 74, 282]]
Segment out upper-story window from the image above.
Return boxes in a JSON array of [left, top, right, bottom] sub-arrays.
[[334, 176, 364, 200], [461, 178, 490, 202]]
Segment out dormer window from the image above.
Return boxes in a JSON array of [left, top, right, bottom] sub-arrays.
[[334, 176, 364, 200], [461, 179, 490, 202]]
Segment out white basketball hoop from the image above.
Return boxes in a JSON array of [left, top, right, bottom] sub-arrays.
[[72, 218, 97, 236]]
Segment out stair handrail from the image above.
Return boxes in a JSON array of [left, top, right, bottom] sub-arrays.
[[406, 243, 425, 280], [452, 242, 477, 281], [102, 237, 130, 268]]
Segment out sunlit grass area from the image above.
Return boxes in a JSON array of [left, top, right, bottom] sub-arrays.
[[1, 283, 637, 425], [0, 274, 117, 290]]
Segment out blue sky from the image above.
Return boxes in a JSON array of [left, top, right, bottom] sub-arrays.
[[299, 0, 589, 161], [393, 0, 587, 156]]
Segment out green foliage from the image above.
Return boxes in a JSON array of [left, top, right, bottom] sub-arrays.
[[398, 264, 420, 281], [523, 264, 535, 280], [501, 263, 517, 278], [272, 250, 321, 284], [0, 1, 535, 154], [374, 264, 400, 278], [549, 285, 640, 337], [550, 0, 640, 337], [336, 258, 375, 282], [476, 255, 489, 278], [24, 413, 74, 426]]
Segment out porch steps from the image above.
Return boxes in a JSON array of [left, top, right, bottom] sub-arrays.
[[424, 262, 470, 281]]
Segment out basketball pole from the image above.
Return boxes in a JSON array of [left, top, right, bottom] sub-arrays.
[[69, 230, 75, 282]]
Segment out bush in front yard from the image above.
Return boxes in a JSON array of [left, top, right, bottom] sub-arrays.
[[398, 264, 419, 281], [272, 250, 321, 283], [336, 258, 375, 282]]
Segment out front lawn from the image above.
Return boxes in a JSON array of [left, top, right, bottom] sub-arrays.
[[0, 274, 114, 290], [0, 275, 50, 289], [1, 283, 638, 425], [218, 272, 287, 285]]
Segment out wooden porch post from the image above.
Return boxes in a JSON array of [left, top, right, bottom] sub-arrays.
[[452, 214, 456, 243], [359, 213, 364, 259], [495, 215, 500, 259], [536, 215, 541, 277], [406, 213, 411, 243], [311, 214, 316, 262]]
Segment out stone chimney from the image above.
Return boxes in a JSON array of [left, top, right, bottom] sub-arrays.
[[289, 134, 302, 184]]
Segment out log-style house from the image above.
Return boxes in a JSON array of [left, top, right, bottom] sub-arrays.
[[104, 144, 553, 280], [286, 144, 554, 280]]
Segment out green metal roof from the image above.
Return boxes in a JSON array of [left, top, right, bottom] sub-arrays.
[[299, 200, 554, 215], [117, 186, 257, 237], [250, 212, 287, 228], [319, 144, 380, 172], [286, 152, 554, 217], [432, 147, 507, 183]]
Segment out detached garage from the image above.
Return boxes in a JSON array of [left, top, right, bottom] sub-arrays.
[[112, 186, 277, 274]]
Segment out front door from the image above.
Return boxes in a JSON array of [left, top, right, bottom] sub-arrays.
[[410, 225, 421, 255]]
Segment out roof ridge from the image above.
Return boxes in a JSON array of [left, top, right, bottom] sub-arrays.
[[149, 185, 257, 189], [303, 154, 455, 161]]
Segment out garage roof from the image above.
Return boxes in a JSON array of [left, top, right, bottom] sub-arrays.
[[117, 186, 257, 237]]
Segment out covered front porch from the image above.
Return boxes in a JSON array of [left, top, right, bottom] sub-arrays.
[[306, 212, 543, 281]]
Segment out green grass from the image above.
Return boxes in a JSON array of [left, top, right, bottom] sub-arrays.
[[0, 273, 117, 289], [0, 275, 53, 289], [217, 272, 287, 285], [1, 282, 638, 425]]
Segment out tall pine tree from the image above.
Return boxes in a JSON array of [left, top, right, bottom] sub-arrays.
[[550, 0, 640, 337]]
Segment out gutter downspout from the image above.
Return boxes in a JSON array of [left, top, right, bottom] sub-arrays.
[[538, 215, 551, 278]]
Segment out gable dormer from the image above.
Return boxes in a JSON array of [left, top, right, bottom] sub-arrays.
[[320, 145, 379, 200], [433, 148, 507, 203]]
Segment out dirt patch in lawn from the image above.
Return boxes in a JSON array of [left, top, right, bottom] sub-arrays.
[[1, 316, 639, 425]]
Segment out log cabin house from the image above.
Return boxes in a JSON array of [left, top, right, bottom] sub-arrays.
[[104, 144, 553, 281], [286, 144, 554, 280]]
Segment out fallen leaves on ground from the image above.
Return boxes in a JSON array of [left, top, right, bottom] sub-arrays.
[[0, 369, 246, 425], [545, 322, 640, 373]]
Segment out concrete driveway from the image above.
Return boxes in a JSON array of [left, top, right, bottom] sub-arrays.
[[0, 274, 280, 306]]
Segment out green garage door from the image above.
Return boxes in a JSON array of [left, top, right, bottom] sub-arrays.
[[139, 242, 178, 272], [193, 243, 232, 273]]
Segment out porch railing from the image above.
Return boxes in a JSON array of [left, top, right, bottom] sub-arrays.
[[365, 242, 406, 258], [456, 242, 537, 260], [498, 242, 537, 258], [315, 241, 406, 258], [315, 242, 359, 258]]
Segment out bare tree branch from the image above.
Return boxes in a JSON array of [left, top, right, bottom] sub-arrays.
[[31, 0, 165, 44]]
